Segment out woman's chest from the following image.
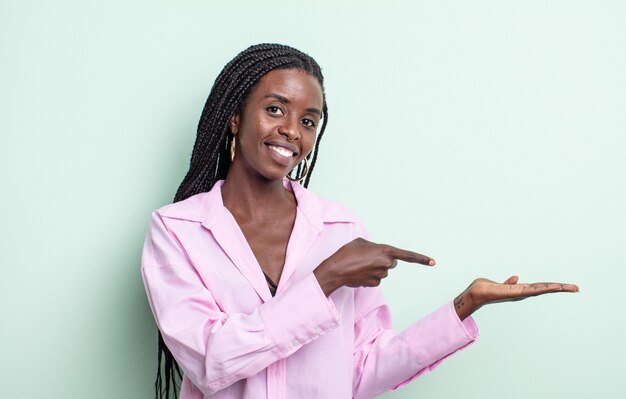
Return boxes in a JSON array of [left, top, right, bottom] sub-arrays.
[[237, 217, 294, 284], [176, 221, 355, 313]]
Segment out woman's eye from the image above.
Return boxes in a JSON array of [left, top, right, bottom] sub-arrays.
[[302, 118, 316, 128], [267, 106, 283, 115]]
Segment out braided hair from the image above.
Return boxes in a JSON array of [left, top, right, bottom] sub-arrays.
[[155, 43, 329, 399]]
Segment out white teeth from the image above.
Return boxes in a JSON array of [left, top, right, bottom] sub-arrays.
[[269, 145, 294, 157]]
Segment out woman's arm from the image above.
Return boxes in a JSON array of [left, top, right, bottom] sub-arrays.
[[142, 211, 340, 396], [350, 288, 478, 399], [312, 236, 578, 398], [311, 236, 478, 397]]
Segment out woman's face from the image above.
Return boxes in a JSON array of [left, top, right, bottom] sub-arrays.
[[229, 68, 323, 182]]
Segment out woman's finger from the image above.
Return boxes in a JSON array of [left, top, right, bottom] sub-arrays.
[[528, 282, 579, 292], [508, 282, 580, 298], [561, 283, 580, 292], [382, 244, 436, 266], [503, 275, 519, 285]]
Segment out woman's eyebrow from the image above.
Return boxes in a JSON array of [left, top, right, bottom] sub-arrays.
[[264, 93, 290, 103], [264, 93, 322, 117]]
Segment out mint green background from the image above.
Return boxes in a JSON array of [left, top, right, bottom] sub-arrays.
[[1, 1, 624, 398]]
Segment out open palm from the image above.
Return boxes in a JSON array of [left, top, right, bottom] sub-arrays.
[[455, 276, 579, 319]]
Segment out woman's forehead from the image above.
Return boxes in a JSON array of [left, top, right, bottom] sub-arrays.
[[250, 69, 323, 108]]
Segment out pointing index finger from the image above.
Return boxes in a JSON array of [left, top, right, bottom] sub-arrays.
[[383, 244, 436, 266]]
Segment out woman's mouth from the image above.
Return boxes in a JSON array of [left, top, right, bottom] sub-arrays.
[[264, 141, 299, 167], [268, 145, 295, 158]]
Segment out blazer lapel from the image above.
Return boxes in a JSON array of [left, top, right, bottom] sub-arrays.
[[200, 185, 273, 303], [276, 207, 320, 294]]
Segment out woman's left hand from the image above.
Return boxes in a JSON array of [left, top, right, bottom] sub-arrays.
[[454, 276, 580, 320]]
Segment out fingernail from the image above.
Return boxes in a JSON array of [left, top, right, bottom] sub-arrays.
[[429, 259, 436, 266]]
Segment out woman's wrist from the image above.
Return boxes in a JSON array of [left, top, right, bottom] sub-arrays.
[[313, 261, 343, 297], [453, 283, 483, 320]]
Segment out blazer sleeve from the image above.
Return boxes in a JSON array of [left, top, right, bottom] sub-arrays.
[[351, 286, 479, 398], [141, 211, 340, 396]]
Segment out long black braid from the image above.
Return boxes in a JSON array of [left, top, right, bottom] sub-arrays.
[[155, 43, 329, 399]]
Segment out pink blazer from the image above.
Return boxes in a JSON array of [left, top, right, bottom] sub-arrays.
[[141, 180, 478, 399]]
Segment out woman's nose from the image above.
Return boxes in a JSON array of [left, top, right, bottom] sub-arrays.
[[278, 120, 300, 142]]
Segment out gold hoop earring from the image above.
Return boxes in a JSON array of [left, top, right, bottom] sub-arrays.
[[287, 158, 309, 183], [230, 137, 236, 161]]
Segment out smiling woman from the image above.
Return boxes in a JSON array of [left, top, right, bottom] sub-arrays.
[[140, 43, 578, 399], [227, 69, 322, 184]]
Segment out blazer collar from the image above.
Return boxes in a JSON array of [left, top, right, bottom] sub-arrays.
[[157, 179, 357, 302], [158, 179, 358, 229]]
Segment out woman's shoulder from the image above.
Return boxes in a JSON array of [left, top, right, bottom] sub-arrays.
[[153, 188, 221, 223], [292, 182, 362, 225]]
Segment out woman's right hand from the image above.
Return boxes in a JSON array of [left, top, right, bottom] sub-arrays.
[[313, 238, 436, 296]]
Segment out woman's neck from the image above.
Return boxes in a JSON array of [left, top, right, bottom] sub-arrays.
[[221, 167, 296, 221]]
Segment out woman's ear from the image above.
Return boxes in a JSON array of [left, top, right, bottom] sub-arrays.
[[229, 113, 240, 136]]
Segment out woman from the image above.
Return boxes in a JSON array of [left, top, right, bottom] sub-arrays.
[[141, 43, 578, 399]]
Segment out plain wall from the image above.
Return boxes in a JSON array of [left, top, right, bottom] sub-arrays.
[[1, 1, 624, 398]]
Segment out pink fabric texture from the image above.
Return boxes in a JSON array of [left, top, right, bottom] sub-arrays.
[[141, 180, 478, 399]]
